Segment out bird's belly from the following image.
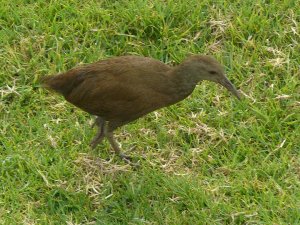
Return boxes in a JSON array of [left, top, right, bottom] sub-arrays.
[[97, 98, 167, 122]]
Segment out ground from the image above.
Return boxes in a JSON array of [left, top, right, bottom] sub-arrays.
[[0, 0, 299, 224]]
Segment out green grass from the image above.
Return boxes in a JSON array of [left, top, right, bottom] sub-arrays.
[[1, 0, 299, 224]]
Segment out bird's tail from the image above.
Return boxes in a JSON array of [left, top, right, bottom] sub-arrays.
[[40, 73, 73, 96], [41, 66, 90, 97]]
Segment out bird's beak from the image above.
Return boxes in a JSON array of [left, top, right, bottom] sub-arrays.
[[220, 77, 241, 100]]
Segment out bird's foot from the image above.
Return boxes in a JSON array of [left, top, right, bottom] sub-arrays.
[[119, 152, 132, 161], [119, 153, 140, 167], [90, 117, 106, 149]]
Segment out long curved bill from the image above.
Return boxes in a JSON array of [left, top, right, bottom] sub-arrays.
[[220, 77, 241, 100]]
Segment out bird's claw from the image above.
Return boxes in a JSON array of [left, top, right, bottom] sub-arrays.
[[119, 153, 132, 161], [119, 153, 140, 167]]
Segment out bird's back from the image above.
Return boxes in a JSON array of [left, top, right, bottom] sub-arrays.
[[42, 56, 177, 122]]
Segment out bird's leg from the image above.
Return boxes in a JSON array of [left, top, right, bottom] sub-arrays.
[[90, 117, 105, 149], [91, 116, 104, 128], [106, 131, 132, 162]]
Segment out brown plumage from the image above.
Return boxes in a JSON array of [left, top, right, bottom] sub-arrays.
[[41, 55, 240, 160]]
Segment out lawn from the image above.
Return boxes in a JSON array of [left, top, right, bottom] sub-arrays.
[[0, 0, 299, 224]]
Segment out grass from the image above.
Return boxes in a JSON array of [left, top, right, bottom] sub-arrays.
[[0, 0, 299, 224]]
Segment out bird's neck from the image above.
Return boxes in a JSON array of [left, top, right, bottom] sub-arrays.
[[169, 65, 200, 100]]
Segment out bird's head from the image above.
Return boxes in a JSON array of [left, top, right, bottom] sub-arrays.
[[183, 55, 241, 99]]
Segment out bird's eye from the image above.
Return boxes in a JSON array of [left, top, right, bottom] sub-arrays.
[[209, 70, 217, 75]]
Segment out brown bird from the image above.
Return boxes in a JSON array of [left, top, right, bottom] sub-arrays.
[[41, 55, 240, 160]]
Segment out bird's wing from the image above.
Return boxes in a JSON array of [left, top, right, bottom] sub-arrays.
[[65, 68, 171, 121]]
